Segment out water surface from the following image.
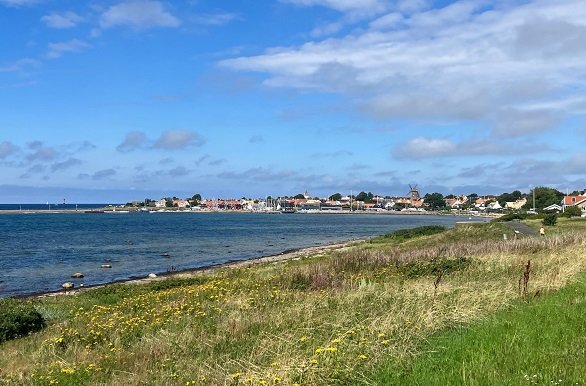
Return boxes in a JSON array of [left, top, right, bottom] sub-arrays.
[[0, 212, 483, 297]]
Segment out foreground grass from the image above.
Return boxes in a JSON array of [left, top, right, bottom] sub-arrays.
[[375, 273, 586, 385], [525, 217, 586, 235], [1, 223, 586, 385]]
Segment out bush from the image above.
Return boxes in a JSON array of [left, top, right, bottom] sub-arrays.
[[542, 214, 558, 226], [380, 225, 447, 241], [0, 299, 46, 343], [493, 213, 527, 222], [398, 256, 471, 279], [562, 206, 583, 218]]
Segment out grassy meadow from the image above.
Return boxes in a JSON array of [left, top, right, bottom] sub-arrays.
[[1, 219, 586, 385]]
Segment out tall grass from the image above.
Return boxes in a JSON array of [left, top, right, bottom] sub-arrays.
[[374, 273, 586, 385]]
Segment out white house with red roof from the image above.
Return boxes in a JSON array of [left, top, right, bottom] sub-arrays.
[[562, 195, 586, 214], [172, 199, 191, 208]]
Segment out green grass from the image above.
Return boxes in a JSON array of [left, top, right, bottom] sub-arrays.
[[524, 217, 586, 235], [374, 274, 586, 385]]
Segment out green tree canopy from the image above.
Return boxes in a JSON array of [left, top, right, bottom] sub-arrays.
[[523, 187, 564, 211], [329, 193, 342, 201], [424, 193, 446, 209], [355, 191, 375, 203], [497, 190, 524, 206]]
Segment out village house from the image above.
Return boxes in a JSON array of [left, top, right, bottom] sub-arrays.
[[487, 201, 503, 210], [155, 198, 167, 208], [505, 198, 527, 210], [474, 197, 494, 210], [544, 204, 563, 212], [444, 195, 468, 209], [562, 194, 586, 214], [172, 199, 191, 208]]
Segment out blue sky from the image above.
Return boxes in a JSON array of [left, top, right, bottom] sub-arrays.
[[1, 0, 585, 203]]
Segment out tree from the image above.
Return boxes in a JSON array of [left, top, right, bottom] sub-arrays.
[[355, 191, 375, 203], [424, 193, 446, 209], [294, 194, 306, 199], [329, 193, 342, 201], [497, 190, 524, 206], [355, 191, 368, 201], [190, 194, 202, 206], [523, 187, 564, 211]]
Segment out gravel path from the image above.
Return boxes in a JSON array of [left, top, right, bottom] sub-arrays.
[[503, 221, 539, 236]]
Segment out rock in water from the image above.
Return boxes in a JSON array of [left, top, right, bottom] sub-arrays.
[[148, 273, 157, 278], [71, 273, 84, 278], [101, 264, 112, 268], [62, 282, 74, 289]]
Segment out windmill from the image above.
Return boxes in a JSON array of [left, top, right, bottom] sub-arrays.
[[408, 184, 421, 204]]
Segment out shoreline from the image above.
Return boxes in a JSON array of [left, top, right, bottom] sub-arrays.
[[0, 208, 498, 218], [18, 239, 362, 300], [7, 216, 490, 300]]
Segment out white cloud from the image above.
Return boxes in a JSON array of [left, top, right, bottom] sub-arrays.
[[117, 131, 149, 152], [50, 158, 83, 172], [0, 58, 40, 73], [47, 39, 90, 59], [25, 141, 58, 162], [41, 11, 83, 29], [281, 0, 388, 13], [492, 108, 561, 137], [393, 136, 548, 159], [0, 0, 40, 7], [153, 130, 205, 150], [223, 0, 586, 135], [100, 0, 180, 30], [0, 141, 18, 159], [453, 153, 586, 189], [190, 12, 238, 26]]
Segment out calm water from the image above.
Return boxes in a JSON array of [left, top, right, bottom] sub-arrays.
[[0, 204, 110, 211], [0, 212, 483, 297]]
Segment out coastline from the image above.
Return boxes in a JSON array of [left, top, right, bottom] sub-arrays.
[[6, 214, 490, 300], [21, 239, 362, 300], [0, 208, 499, 218]]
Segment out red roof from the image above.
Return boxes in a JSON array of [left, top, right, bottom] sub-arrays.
[[564, 196, 586, 205]]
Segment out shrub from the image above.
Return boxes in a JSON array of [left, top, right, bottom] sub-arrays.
[[493, 213, 527, 222], [0, 299, 46, 343], [378, 225, 447, 242], [542, 214, 558, 226], [562, 206, 583, 218], [398, 256, 471, 279]]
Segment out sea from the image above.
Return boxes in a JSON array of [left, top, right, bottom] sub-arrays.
[[0, 211, 485, 298]]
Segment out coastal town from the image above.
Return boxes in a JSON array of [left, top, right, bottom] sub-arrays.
[[120, 186, 586, 216]]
